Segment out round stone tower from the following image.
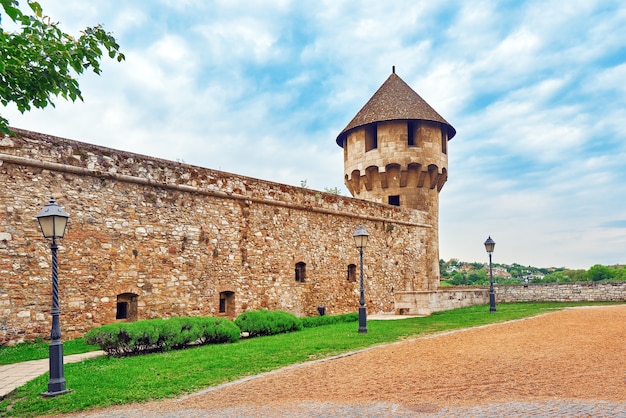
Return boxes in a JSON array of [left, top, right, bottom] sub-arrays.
[[336, 68, 456, 287]]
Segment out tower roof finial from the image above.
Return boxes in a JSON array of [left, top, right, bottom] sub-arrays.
[[392, 65, 395, 74]]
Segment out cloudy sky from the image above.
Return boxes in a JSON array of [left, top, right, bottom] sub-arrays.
[[3, 1, 626, 269]]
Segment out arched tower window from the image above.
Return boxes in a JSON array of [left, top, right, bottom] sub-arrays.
[[295, 262, 306, 282], [116, 293, 138, 321], [347, 264, 356, 282], [219, 291, 235, 317]]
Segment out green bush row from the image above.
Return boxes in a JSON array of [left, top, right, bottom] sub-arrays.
[[300, 312, 359, 328], [85, 316, 240, 356], [234, 309, 302, 337], [85, 310, 359, 356], [234, 310, 359, 336]]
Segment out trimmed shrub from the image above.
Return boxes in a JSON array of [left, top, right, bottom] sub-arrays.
[[235, 310, 302, 337], [85, 316, 240, 356], [301, 312, 359, 328], [198, 317, 241, 344]]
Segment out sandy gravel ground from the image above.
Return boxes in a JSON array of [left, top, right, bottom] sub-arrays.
[[59, 305, 625, 417]]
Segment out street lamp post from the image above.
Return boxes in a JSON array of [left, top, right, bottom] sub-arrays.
[[353, 225, 369, 334], [37, 197, 71, 397], [484, 236, 496, 313]]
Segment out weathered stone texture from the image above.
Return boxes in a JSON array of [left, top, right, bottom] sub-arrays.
[[0, 129, 433, 344], [395, 282, 626, 315], [495, 281, 626, 303], [395, 288, 488, 315]]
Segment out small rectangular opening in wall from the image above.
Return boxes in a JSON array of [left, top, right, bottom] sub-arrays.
[[441, 127, 448, 154], [388, 195, 400, 206], [219, 291, 235, 316], [347, 264, 356, 282], [365, 124, 377, 152], [116, 302, 128, 319], [295, 262, 306, 282], [408, 121, 416, 146]]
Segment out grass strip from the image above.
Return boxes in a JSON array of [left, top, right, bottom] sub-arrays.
[[0, 301, 619, 417], [0, 338, 99, 366]]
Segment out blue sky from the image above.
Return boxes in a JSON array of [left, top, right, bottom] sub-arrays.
[[3, 0, 626, 269]]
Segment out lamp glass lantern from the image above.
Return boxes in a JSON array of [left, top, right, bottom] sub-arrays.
[[37, 198, 70, 239], [353, 225, 369, 249], [484, 236, 495, 253]]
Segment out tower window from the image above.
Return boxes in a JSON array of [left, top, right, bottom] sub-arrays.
[[388, 195, 400, 206], [365, 124, 377, 152], [408, 121, 417, 146], [441, 129, 448, 154], [295, 262, 306, 282]]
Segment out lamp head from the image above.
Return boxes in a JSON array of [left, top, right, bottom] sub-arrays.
[[353, 225, 369, 249], [36, 197, 70, 239], [484, 236, 495, 253]]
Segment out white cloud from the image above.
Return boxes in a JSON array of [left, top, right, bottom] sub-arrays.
[[4, 0, 626, 269]]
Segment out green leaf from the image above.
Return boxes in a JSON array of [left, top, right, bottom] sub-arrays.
[[1, 0, 21, 22], [27, 1, 42, 17]]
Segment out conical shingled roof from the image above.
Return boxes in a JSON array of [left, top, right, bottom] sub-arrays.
[[336, 71, 456, 146]]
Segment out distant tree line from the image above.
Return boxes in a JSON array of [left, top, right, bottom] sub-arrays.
[[440, 259, 626, 286]]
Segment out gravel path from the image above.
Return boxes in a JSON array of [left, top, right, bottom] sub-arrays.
[[57, 305, 626, 417]]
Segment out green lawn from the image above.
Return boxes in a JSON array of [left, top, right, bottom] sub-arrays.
[[0, 338, 99, 366], [0, 302, 619, 417]]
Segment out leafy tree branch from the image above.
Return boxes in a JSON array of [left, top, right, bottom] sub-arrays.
[[0, 0, 125, 134]]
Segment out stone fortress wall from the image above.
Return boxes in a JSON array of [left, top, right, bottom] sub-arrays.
[[394, 282, 626, 316], [4, 70, 620, 346], [495, 281, 626, 303], [0, 129, 434, 344]]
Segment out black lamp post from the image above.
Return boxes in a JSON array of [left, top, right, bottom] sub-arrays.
[[353, 225, 369, 333], [484, 236, 496, 313], [37, 197, 71, 397]]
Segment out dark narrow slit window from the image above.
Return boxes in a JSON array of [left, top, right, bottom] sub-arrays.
[[365, 124, 377, 152], [441, 128, 448, 154], [295, 262, 306, 282], [116, 302, 128, 319], [219, 291, 235, 316], [408, 121, 415, 146], [388, 195, 400, 206]]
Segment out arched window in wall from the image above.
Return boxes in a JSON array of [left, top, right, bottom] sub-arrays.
[[219, 291, 235, 317], [347, 264, 356, 282], [295, 262, 306, 282], [116, 293, 138, 321]]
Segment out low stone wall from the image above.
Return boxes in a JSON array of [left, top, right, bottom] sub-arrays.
[[495, 281, 626, 303], [394, 282, 626, 315], [394, 288, 488, 315]]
